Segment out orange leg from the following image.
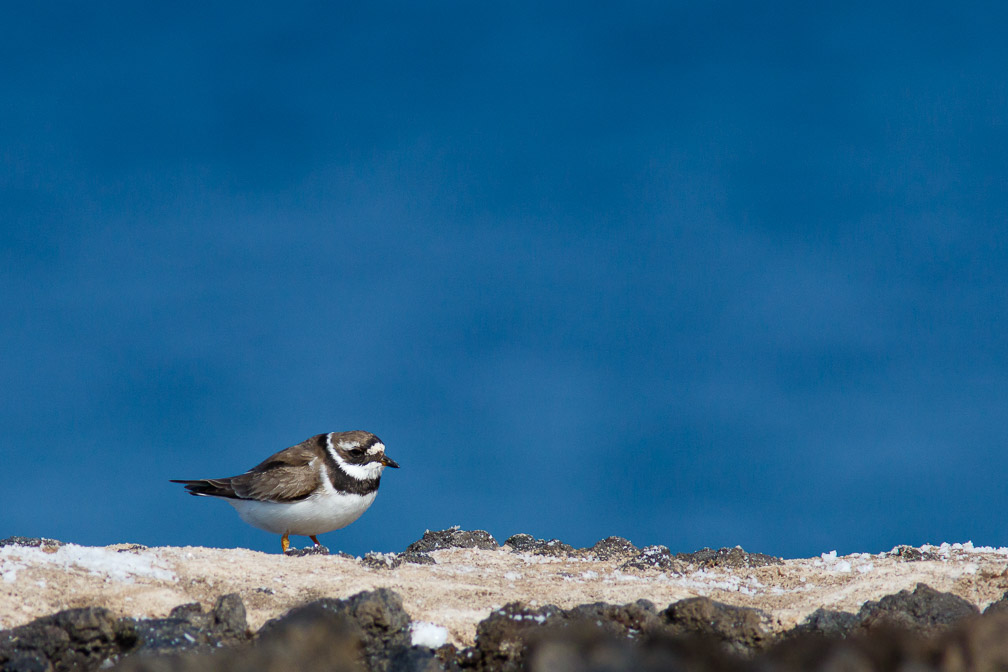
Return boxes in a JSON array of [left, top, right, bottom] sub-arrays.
[[309, 535, 321, 547], [281, 533, 290, 554]]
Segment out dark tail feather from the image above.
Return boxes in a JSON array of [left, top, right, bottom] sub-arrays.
[[170, 478, 238, 499]]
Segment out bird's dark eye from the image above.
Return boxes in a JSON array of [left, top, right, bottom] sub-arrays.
[[349, 447, 365, 457]]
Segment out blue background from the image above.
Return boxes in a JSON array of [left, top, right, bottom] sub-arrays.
[[3, 2, 1006, 558]]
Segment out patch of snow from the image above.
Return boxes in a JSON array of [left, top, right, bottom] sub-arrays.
[[937, 541, 1008, 556], [410, 621, 449, 648], [817, 550, 851, 573], [0, 543, 175, 583], [503, 572, 522, 581], [674, 570, 767, 595]]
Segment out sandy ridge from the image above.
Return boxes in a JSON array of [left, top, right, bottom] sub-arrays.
[[2, 541, 1007, 646]]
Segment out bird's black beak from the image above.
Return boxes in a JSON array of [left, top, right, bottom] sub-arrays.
[[380, 455, 400, 468]]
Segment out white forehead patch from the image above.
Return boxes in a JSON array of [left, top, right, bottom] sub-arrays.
[[366, 443, 385, 456]]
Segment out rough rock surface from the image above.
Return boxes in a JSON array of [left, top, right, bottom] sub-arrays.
[[128, 593, 249, 656], [662, 596, 771, 657], [583, 536, 638, 560], [4, 535, 1008, 669], [259, 588, 410, 672], [2, 579, 1008, 671], [0, 537, 62, 550], [855, 582, 980, 636], [676, 546, 784, 569], [116, 602, 364, 672], [891, 545, 942, 562], [620, 545, 683, 572], [503, 535, 573, 557], [406, 527, 499, 553], [787, 607, 860, 639], [983, 589, 1008, 615], [0, 606, 136, 671]]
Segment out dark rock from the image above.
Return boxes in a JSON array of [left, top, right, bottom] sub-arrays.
[[432, 644, 460, 671], [115, 603, 366, 671], [762, 630, 922, 672], [526, 629, 745, 672], [584, 537, 638, 561], [0, 623, 69, 664], [244, 605, 364, 672], [284, 545, 330, 557], [0, 537, 62, 550], [260, 588, 410, 672], [675, 546, 783, 569], [333, 589, 412, 672], [503, 534, 573, 557], [473, 600, 755, 672], [0, 606, 136, 671], [984, 590, 1008, 615], [361, 552, 402, 570], [470, 600, 693, 671], [389, 646, 449, 672], [526, 635, 637, 672], [856, 582, 979, 635], [763, 610, 1008, 672], [562, 601, 661, 640], [166, 604, 205, 624], [889, 545, 940, 562], [211, 594, 248, 640], [406, 527, 499, 554], [620, 546, 683, 572], [471, 603, 563, 671], [891, 544, 923, 561], [124, 594, 249, 657], [400, 551, 436, 566], [527, 631, 647, 672], [129, 618, 207, 656], [11, 576, 1007, 672], [786, 608, 859, 639], [934, 609, 1008, 671], [2, 649, 54, 672], [116, 544, 149, 553], [661, 597, 771, 657]]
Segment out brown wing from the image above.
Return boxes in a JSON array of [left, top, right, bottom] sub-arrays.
[[229, 440, 322, 502], [171, 436, 324, 503]]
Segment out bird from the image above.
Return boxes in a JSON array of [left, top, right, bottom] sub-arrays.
[[171, 430, 399, 554]]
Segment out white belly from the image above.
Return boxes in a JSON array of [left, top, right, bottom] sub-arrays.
[[226, 490, 378, 536]]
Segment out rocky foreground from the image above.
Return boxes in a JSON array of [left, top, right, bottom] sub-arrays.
[[3, 530, 1008, 671]]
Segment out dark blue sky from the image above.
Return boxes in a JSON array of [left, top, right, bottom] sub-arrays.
[[3, 2, 1006, 558]]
